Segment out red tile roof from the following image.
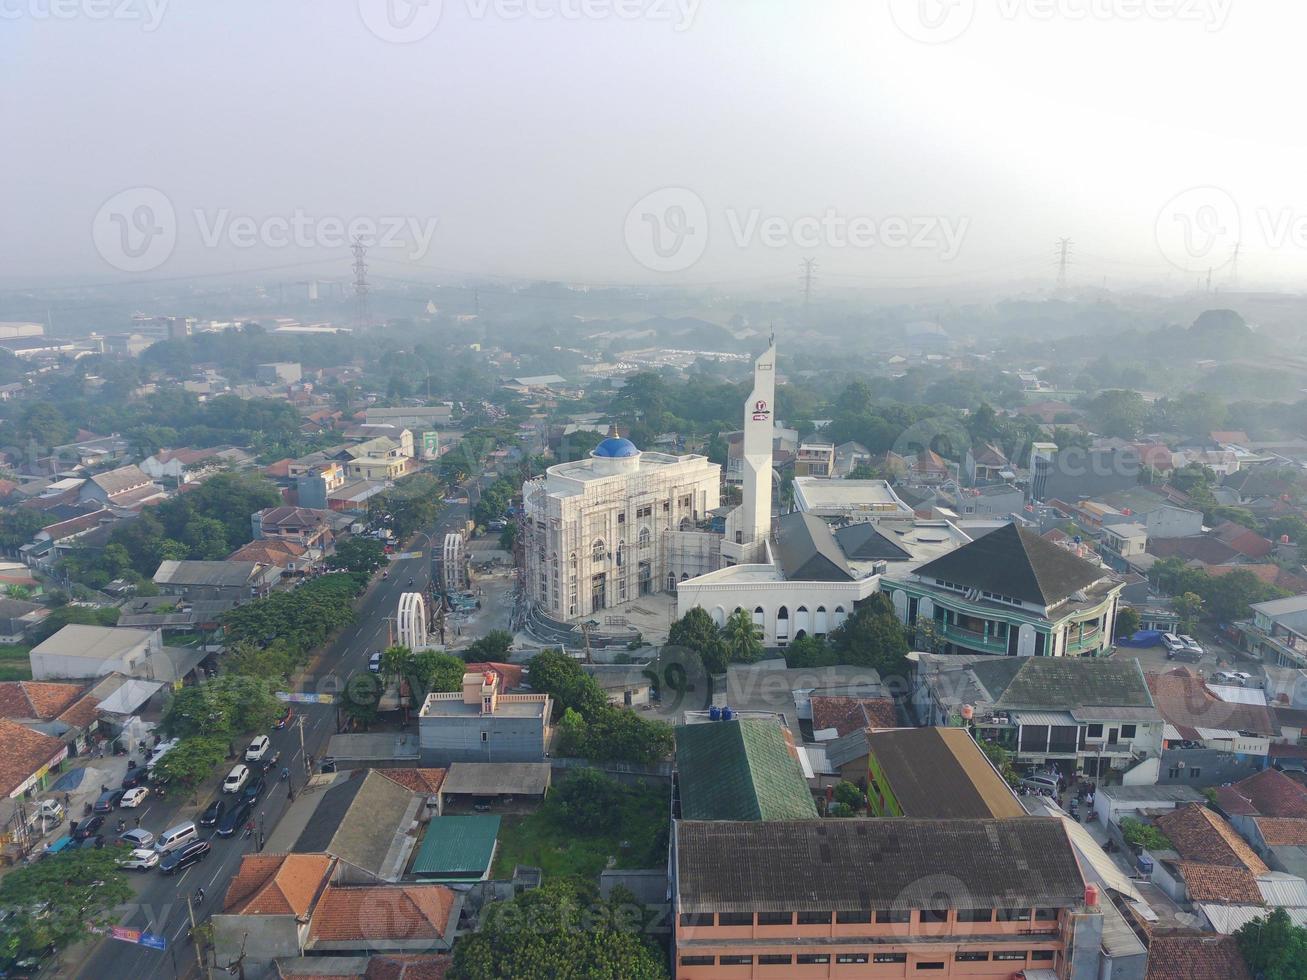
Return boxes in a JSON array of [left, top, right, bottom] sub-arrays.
[[223, 853, 334, 915], [1215, 768, 1307, 819], [1148, 669, 1277, 737], [227, 540, 308, 566], [307, 884, 454, 943], [1213, 521, 1274, 559], [0, 719, 66, 796], [810, 696, 898, 737], [1146, 932, 1253, 980], [0, 681, 84, 721], [1175, 862, 1264, 904], [56, 693, 100, 730], [376, 768, 447, 795], [1156, 804, 1268, 873], [1253, 817, 1307, 846], [363, 955, 452, 980]]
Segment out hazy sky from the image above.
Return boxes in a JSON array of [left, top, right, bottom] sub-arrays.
[[3, 0, 1307, 292]]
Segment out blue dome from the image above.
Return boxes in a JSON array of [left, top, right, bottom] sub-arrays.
[[591, 437, 640, 459]]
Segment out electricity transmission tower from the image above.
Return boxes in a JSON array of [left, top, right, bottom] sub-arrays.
[[351, 236, 370, 330], [800, 258, 817, 320], [1055, 238, 1073, 291]]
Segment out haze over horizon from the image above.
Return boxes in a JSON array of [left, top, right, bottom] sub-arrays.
[[5, 1, 1307, 293]]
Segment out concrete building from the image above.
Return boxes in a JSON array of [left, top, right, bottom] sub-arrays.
[[1238, 594, 1307, 669], [521, 428, 720, 622], [793, 442, 834, 478], [883, 522, 1125, 658], [76, 465, 165, 511], [722, 341, 776, 566], [365, 405, 452, 429], [861, 727, 1025, 819], [153, 559, 282, 600], [417, 671, 551, 765], [29, 625, 159, 681], [256, 361, 302, 384], [671, 817, 1099, 980], [792, 477, 914, 522]]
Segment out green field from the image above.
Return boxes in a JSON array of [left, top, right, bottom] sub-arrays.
[[491, 777, 669, 880], [0, 644, 31, 681]]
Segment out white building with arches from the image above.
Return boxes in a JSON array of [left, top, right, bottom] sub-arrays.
[[521, 431, 721, 622], [397, 591, 428, 649]]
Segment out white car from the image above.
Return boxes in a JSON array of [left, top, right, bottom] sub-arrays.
[[120, 787, 150, 808], [1160, 633, 1185, 653], [1178, 634, 1204, 656], [222, 764, 251, 794], [368, 651, 382, 674], [119, 848, 159, 872], [244, 735, 271, 763]]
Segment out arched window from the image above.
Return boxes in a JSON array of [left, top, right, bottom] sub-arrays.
[[570, 552, 578, 566], [591, 539, 605, 562], [681, 573, 689, 581], [638, 527, 651, 548], [777, 606, 789, 620], [667, 573, 676, 591], [615, 544, 623, 567]]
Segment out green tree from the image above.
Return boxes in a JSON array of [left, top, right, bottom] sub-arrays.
[[1120, 817, 1171, 851], [1087, 389, 1146, 438], [977, 738, 1019, 787], [450, 876, 667, 980], [1235, 907, 1307, 980], [0, 847, 133, 964], [526, 649, 607, 718], [667, 607, 728, 675], [1174, 591, 1205, 633], [30, 605, 119, 644], [463, 629, 514, 662], [1114, 607, 1141, 638], [720, 608, 763, 665], [0, 508, 46, 553], [413, 650, 467, 696], [327, 537, 387, 574], [551, 769, 624, 835], [828, 595, 910, 677], [833, 780, 863, 811], [380, 644, 416, 687], [149, 736, 228, 791]]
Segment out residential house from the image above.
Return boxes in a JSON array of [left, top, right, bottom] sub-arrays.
[[1239, 594, 1307, 669], [226, 539, 311, 575], [0, 718, 68, 800], [793, 442, 835, 478], [408, 814, 501, 881], [831, 441, 872, 477], [967, 443, 1010, 484], [295, 463, 348, 511], [438, 762, 551, 812], [913, 655, 1162, 780], [671, 817, 1100, 980], [1092, 784, 1207, 831], [809, 695, 897, 740], [0, 598, 47, 643], [1146, 668, 1276, 785], [883, 522, 1125, 658], [1031, 446, 1141, 503], [251, 505, 337, 557], [288, 769, 427, 881], [673, 719, 818, 822], [139, 446, 251, 484], [1142, 933, 1252, 980], [862, 727, 1025, 819], [76, 465, 165, 511], [213, 852, 460, 978], [417, 671, 552, 765], [886, 447, 953, 485], [256, 361, 302, 384], [1213, 768, 1307, 879], [20, 508, 116, 568], [1212, 520, 1274, 561], [153, 559, 282, 600]]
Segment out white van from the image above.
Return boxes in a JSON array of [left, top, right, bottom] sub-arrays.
[[1020, 773, 1059, 795], [155, 820, 198, 853], [223, 764, 251, 794]]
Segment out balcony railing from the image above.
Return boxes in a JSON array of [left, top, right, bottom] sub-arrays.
[[938, 622, 1009, 654]]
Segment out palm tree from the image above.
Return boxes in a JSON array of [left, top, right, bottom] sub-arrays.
[[379, 644, 417, 719], [721, 609, 763, 665]]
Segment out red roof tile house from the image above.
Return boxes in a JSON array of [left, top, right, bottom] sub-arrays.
[[1145, 932, 1252, 980], [215, 853, 460, 977], [809, 695, 898, 739]]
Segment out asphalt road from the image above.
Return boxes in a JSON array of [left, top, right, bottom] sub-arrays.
[[72, 502, 469, 980]]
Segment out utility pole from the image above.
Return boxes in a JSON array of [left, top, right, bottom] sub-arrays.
[[351, 236, 370, 331], [1055, 238, 1073, 291], [799, 258, 817, 321], [186, 894, 204, 975], [223, 933, 248, 980], [297, 712, 307, 776], [1229, 240, 1241, 290]]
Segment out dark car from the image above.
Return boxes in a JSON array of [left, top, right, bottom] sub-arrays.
[[72, 815, 104, 840], [272, 706, 294, 730], [216, 797, 254, 838], [76, 834, 105, 850], [159, 839, 210, 875], [198, 799, 225, 827], [92, 789, 124, 813], [120, 767, 148, 790], [241, 774, 266, 802]]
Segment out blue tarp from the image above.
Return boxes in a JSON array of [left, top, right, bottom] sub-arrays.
[[1115, 629, 1163, 648], [50, 768, 88, 791]]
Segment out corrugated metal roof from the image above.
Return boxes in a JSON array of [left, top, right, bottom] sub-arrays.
[[1200, 903, 1307, 934], [1208, 685, 1268, 706], [411, 815, 500, 877], [1011, 710, 1078, 726], [1257, 871, 1307, 907]]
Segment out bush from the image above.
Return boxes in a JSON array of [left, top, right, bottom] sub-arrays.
[[1121, 817, 1171, 851], [552, 770, 624, 835]]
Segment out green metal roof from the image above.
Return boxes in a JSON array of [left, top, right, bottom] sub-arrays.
[[411, 815, 501, 877], [675, 719, 818, 822]]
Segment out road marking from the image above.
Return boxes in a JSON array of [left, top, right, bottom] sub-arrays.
[[176, 868, 190, 884]]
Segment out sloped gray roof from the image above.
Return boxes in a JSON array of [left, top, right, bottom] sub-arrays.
[[775, 512, 854, 582], [833, 522, 912, 561]]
